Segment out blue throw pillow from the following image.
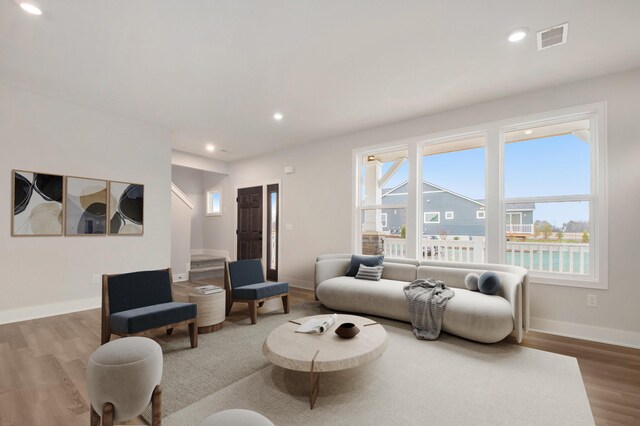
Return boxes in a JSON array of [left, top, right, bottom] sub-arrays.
[[346, 255, 384, 277], [478, 271, 500, 295]]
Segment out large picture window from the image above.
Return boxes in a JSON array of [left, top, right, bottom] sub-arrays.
[[353, 103, 606, 288]]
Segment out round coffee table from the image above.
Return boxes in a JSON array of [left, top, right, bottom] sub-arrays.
[[262, 314, 387, 409]]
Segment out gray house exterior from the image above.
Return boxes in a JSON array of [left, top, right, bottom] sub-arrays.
[[381, 181, 534, 237]]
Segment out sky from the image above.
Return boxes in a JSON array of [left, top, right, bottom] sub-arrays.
[[380, 134, 590, 227]]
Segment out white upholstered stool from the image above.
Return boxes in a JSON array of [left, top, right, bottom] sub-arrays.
[[200, 409, 274, 426], [87, 336, 163, 426]]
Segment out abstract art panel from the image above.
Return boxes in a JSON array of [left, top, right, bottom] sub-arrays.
[[65, 176, 108, 236], [109, 181, 144, 235], [12, 170, 64, 236]]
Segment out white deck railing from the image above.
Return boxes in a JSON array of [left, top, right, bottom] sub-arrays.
[[382, 237, 589, 274], [505, 224, 533, 234]]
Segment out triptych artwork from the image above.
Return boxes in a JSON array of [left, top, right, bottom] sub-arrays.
[[12, 170, 144, 237]]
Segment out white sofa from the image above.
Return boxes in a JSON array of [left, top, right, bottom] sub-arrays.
[[314, 254, 529, 343]]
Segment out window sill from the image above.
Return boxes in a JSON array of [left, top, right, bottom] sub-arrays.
[[529, 272, 607, 290], [206, 213, 222, 217]]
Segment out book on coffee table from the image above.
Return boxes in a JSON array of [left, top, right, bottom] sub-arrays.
[[193, 285, 223, 295], [295, 314, 338, 334]]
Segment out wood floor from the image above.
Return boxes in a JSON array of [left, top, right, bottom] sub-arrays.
[[0, 285, 638, 426]]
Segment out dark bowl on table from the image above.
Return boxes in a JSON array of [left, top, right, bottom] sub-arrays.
[[335, 322, 360, 339]]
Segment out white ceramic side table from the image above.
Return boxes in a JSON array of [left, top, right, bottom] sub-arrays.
[[188, 290, 226, 334]]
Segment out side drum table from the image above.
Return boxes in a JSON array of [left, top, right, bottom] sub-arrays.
[[188, 290, 226, 334]]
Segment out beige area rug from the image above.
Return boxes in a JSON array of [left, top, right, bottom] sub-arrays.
[[154, 302, 594, 426]]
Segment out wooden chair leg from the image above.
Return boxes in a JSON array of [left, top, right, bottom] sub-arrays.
[[248, 301, 258, 324], [225, 300, 233, 316], [90, 404, 100, 426], [282, 294, 290, 313], [101, 402, 114, 426], [101, 328, 110, 345], [166, 328, 173, 335], [188, 321, 198, 348], [151, 385, 162, 426]]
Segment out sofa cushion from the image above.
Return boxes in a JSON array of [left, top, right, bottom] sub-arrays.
[[232, 282, 288, 300], [346, 255, 384, 277], [107, 269, 173, 314], [381, 262, 418, 282], [110, 302, 197, 334]]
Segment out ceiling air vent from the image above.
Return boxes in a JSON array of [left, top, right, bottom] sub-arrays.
[[537, 23, 569, 50]]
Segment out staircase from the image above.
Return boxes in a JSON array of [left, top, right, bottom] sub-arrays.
[[189, 255, 226, 285]]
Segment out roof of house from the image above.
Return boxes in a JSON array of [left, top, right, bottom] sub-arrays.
[[382, 181, 535, 210]]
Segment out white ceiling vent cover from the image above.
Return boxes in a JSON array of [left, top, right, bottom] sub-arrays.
[[537, 23, 569, 50]]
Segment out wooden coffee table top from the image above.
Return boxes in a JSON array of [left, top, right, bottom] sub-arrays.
[[262, 314, 388, 373]]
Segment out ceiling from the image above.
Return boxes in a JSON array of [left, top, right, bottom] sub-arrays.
[[2, 1, 640, 161]]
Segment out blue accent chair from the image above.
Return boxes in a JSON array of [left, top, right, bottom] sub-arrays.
[[225, 260, 289, 324], [101, 268, 198, 348]]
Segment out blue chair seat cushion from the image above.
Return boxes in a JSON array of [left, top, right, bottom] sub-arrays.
[[232, 282, 288, 300], [110, 302, 197, 334]]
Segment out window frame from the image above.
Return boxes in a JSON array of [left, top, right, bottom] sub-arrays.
[[476, 210, 486, 219], [352, 103, 606, 289], [445, 211, 454, 220], [380, 212, 388, 228], [206, 187, 222, 216]]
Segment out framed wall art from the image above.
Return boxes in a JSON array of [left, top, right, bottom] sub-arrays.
[[109, 181, 144, 235], [12, 170, 64, 236], [65, 176, 108, 236]]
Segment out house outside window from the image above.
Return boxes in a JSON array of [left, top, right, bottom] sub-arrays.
[[353, 103, 607, 288], [206, 188, 222, 216]]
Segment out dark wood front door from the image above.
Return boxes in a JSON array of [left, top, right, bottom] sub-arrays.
[[237, 186, 263, 260]]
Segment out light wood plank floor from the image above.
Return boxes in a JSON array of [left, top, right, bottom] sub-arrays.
[[0, 285, 638, 425]]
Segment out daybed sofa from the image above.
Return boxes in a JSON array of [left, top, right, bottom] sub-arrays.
[[315, 254, 529, 343]]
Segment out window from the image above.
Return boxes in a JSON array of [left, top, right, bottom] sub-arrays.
[[206, 188, 222, 216], [504, 118, 594, 280], [357, 147, 408, 258], [354, 103, 606, 287], [424, 212, 440, 223]]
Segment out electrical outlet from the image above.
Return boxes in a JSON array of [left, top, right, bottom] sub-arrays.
[[92, 274, 101, 284], [587, 294, 597, 307], [176, 273, 187, 282]]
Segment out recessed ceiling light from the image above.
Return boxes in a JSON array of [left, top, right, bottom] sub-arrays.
[[508, 29, 528, 43], [273, 112, 284, 121], [524, 129, 533, 135], [205, 144, 215, 152], [19, 2, 42, 15]]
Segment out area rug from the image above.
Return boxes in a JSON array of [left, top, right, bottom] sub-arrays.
[[149, 302, 594, 425]]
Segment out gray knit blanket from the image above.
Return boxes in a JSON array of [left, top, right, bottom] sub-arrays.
[[403, 279, 455, 340]]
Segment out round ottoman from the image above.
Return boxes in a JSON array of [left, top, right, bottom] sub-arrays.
[[87, 337, 163, 425], [200, 409, 274, 426]]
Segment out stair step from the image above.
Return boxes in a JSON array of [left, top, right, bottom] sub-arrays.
[[190, 255, 226, 270], [189, 265, 224, 282]]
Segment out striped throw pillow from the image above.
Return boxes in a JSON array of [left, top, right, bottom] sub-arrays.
[[355, 264, 384, 281]]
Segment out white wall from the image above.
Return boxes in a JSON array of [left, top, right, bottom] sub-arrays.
[[0, 83, 172, 323], [172, 165, 205, 251], [206, 68, 640, 346]]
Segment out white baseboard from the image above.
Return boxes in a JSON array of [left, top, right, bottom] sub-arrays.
[[530, 317, 640, 349], [190, 249, 204, 256], [281, 275, 314, 291], [202, 249, 230, 259], [0, 297, 101, 325]]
